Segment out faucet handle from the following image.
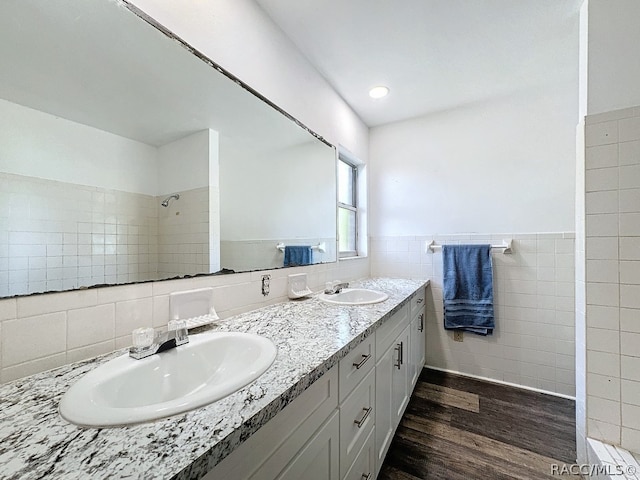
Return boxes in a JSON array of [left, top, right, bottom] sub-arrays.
[[132, 327, 155, 349], [168, 319, 189, 345], [168, 319, 185, 330]]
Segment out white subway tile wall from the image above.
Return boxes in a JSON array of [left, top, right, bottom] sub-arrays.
[[220, 238, 336, 272], [0, 256, 369, 383], [0, 173, 220, 298], [0, 172, 160, 297], [371, 232, 576, 397], [584, 105, 640, 451]]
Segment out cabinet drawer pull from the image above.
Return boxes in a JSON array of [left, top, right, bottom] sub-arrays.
[[352, 354, 371, 370], [361, 474, 372, 480], [419, 313, 424, 332], [416, 298, 424, 304], [354, 407, 372, 428]]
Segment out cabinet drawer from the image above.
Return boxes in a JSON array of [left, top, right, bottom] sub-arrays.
[[375, 305, 409, 361], [339, 336, 375, 402], [340, 368, 375, 479], [410, 289, 426, 318], [343, 427, 375, 480]]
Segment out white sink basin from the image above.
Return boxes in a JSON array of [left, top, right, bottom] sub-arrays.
[[59, 331, 277, 427], [319, 288, 389, 305]]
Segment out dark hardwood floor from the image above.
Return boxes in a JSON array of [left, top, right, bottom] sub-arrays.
[[378, 368, 579, 479]]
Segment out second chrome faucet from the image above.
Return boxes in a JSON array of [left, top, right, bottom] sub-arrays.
[[324, 281, 350, 295]]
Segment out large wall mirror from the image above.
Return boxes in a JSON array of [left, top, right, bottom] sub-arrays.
[[0, 0, 337, 298]]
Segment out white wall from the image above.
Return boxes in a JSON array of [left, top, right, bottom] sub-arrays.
[[128, 0, 369, 161], [220, 141, 335, 241], [157, 129, 220, 272], [587, 0, 640, 115], [208, 131, 221, 272], [369, 86, 577, 236], [0, 99, 163, 296], [371, 232, 575, 397], [368, 49, 579, 396], [157, 130, 213, 194], [0, 98, 158, 195]]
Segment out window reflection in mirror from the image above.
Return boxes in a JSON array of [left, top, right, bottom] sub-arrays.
[[338, 157, 358, 257]]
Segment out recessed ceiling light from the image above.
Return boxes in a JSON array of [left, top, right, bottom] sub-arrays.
[[369, 86, 389, 99]]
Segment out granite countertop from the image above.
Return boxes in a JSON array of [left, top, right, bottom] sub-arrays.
[[0, 277, 427, 480]]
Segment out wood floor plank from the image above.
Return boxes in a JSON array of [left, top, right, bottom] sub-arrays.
[[379, 368, 579, 480], [420, 368, 574, 421], [377, 465, 424, 480], [392, 427, 552, 480], [383, 434, 511, 480], [412, 382, 480, 413], [400, 414, 575, 478], [404, 395, 453, 424], [452, 397, 576, 463]]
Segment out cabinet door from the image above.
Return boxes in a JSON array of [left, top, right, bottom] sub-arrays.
[[409, 312, 426, 388], [392, 327, 410, 426], [206, 369, 338, 480], [375, 342, 395, 474], [271, 411, 340, 480], [375, 326, 409, 475]]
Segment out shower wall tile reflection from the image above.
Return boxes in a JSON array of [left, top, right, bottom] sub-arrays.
[[157, 186, 210, 277], [0, 172, 160, 296]]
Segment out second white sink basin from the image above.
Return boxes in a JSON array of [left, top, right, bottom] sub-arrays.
[[59, 331, 277, 427], [319, 288, 389, 305]]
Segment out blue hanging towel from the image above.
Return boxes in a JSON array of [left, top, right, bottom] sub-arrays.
[[283, 246, 313, 267], [442, 244, 495, 335]]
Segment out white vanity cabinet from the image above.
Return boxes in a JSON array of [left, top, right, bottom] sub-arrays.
[[408, 291, 426, 389], [205, 368, 340, 480], [374, 305, 411, 474], [374, 289, 426, 476], [204, 287, 427, 480], [269, 411, 340, 480]]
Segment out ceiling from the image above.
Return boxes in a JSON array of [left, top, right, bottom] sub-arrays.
[[255, 0, 582, 127], [0, 0, 315, 151]]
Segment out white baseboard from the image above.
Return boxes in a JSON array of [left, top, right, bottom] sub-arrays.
[[425, 365, 576, 401]]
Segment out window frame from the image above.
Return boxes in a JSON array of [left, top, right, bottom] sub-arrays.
[[337, 155, 359, 258]]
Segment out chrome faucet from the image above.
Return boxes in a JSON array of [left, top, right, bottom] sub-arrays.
[[129, 321, 189, 360], [324, 281, 349, 295]]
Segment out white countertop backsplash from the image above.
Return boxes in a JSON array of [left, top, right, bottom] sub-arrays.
[[0, 277, 427, 480]]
